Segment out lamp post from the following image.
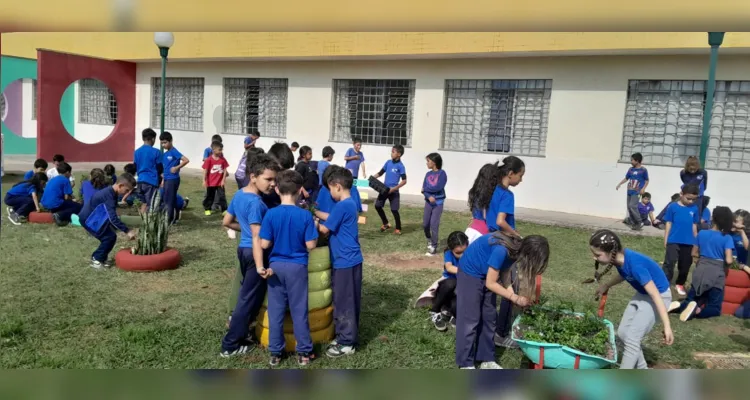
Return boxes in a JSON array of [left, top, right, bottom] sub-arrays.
[[699, 32, 725, 166], [153, 32, 174, 152]]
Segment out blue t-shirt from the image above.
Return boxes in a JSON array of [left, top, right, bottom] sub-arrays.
[[316, 186, 363, 214], [324, 197, 363, 269], [618, 249, 670, 295], [318, 160, 331, 186], [696, 230, 734, 261], [625, 167, 649, 196], [344, 148, 365, 177], [637, 202, 654, 216], [23, 170, 34, 180], [664, 202, 699, 245], [227, 190, 267, 249], [161, 148, 184, 181], [202, 147, 212, 160], [487, 185, 515, 232], [244, 136, 256, 147], [443, 251, 459, 279], [7, 182, 36, 197], [81, 180, 98, 205], [731, 233, 749, 264], [459, 233, 515, 280], [701, 207, 711, 223], [260, 205, 318, 265], [134, 144, 162, 186], [41, 175, 73, 210], [471, 205, 486, 221], [382, 159, 406, 188]]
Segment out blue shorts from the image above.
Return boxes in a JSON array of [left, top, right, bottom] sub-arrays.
[[136, 182, 158, 205]]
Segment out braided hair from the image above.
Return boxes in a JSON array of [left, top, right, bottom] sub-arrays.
[[589, 229, 622, 277]]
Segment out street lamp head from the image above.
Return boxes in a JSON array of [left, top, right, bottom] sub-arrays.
[[153, 32, 175, 49]]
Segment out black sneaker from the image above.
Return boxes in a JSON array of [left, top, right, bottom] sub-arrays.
[[219, 340, 255, 358], [297, 352, 316, 366], [7, 211, 21, 226], [52, 213, 69, 227], [326, 343, 355, 358], [449, 316, 456, 328], [431, 312, 448, 332], [269, 353, 282, 367], [631, 223, 643, 231]]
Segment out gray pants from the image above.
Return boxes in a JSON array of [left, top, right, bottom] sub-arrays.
[[626, 194, 640, 225], [617, 291, 671, 369]]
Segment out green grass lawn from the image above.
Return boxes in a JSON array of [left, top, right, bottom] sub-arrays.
[[1, 172, 748, 369]]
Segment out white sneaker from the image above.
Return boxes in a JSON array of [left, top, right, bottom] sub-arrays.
[[227, 229, 237, 239], [668, 301, 681, 313], [675, 285, 687, 296], [478, 361, 503, 369], [460, 366, 476, 369], [680, 301, 697, 322], [91, 259, 105, 269]]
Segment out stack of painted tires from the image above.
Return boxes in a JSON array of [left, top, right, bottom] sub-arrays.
[[255, 246, 335, 351], [721, 269, 750, 315]]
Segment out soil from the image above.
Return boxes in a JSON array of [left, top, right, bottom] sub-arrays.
[[376, 252, 444, 271]]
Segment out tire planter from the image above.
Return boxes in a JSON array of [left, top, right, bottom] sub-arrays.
[[262, 288, 333, 311], [28, 211, 54, 224], [114, 248, 181, 272], [308, 246, 331, 272], [721, 269, 750, 315], [255, 321, 335, 353], [308, 269, 332, 291], [256, 305, 333, 333]]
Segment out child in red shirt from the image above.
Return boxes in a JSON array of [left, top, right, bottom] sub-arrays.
[[202, 141, 230, 215]]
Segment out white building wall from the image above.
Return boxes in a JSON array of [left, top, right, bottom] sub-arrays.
[[21, 78, 36, 138], [134, 55, 750, 219]]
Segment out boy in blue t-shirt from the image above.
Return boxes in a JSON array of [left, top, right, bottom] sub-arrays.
[[260, 169, 319, 367], [372, 144, 407, 235], [5, 172, 47, 224], [23, 159, 48, 180], [616, 152, 649, 231], [637, 192, 656, 226], [220, 153, 281, 358], [244, 131, 260, 150], [159, 131, 190, 224], [317, 167, 364, 358], [318, 146, 335, 186], [662, 183, 700, 296], [430, 231, 469, 332], [133, 128, 162, 212], [40, 162, 83, 226], [344, 138, 365, 179]]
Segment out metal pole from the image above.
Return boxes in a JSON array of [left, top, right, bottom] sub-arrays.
[[159, 46, 169, 152], [699, 32, 725, 166]]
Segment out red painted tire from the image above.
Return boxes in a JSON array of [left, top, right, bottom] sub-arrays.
[[28, 211, 54, 224], [114, 248, 181, 272], [724, 286, 750, 305], [726, 269, 750, 288], [722, 302, 741, 316]]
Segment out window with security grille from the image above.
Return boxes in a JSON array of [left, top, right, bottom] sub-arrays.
[[330, 79, 415, 146], [440, 79, 552, 156], [223, 78, 288, 138], [31, 79, 37, 120], [151, 77, 204, 132], [78, 79, 118, 125], [707, 81, 750, 171]]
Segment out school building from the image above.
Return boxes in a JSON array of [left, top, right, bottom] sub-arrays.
[[2, 32, 750, 219]]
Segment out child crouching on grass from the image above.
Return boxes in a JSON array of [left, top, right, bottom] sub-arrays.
[[455, 232, 550, 369], [78, 174, 137, 269], [81, 168, 107, 206], [669, 206, 735, 321], [5, 172, 47, 225], [430, 231, 468, 332], [589, 229, 673, 369]]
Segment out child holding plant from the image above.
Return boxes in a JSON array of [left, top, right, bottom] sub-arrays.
[[5, 172, 47, 225], [455, 232, 550, 369], [589, 229, 673, 369], [430, 231, 469, 332]]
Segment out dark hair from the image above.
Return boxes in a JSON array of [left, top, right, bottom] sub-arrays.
[[426, 152, 443, 170], [352, 137, 362, 145], [498, 156, 524, 178], [326, 165, 353, 190], [291, 142, 300, 149], [682, 183, 700, 196], [490, 232, 550, 301], [702, 195, 711, 209], [211, 141, 223, 150], [589, 229, 622, 282], [445, 231, 469, 252], [103, 164, 116, 177], [244, 147, 267, 176], [142, 128, 157, 142], [268, 141, 295, 170], [276, 169, 304, 196], [641, 192, 651, 199], [123, 163, 137, 175], [90, 168, 108, 189], [159, 131, 173, 142], [15, 172, 48, 194], [392, 144, 405, 157], [631, 153, 643, 163], [52, 154, 65, 163], [250, 131, 261, 138], [116, 173, 137, 188], [33, 159, 48, 170], [299, 145, 312, 157], [712, 206, 733, 235], [734, 209, 750, 229], [321, 164, 339, 190], [321, 146, 335, 158], [468, 162, 501, 213], [56, 162, 72, 175], [670, 193, 681, 202], [247, 153, 281, 178], [211, 134, 222, 143]]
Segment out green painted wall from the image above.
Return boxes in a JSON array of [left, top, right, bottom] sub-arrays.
[[1, 56, 75, 155]]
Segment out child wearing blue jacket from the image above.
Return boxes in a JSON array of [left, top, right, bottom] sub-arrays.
[[422, 153, 448, 256], [78, 174, 137, 269]]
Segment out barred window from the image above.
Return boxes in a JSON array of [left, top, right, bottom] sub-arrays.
[[0, 92, 6, 121], [330, 79, 415, 146], [223, 78, 288, 138], [440, 79, 551, 156], [708, 81, 750, 171], [31, 79, 37, 120], [151, 77, 204, 132], [78, 79, 118, 125]]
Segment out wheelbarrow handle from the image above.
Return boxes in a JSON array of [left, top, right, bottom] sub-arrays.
[[597, 291, 608, 318]]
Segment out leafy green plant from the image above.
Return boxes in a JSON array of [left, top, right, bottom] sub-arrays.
[[132, 190, 170, 256]]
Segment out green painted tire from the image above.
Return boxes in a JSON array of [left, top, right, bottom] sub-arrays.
[[263, 288, 333, 311], [308, 269, 331, 291], [308, 246, 331, 272]]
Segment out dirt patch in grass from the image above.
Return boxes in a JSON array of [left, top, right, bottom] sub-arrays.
[[375, 252, 444, 272]]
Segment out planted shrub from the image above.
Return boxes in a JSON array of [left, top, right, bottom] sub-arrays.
[[132, 190, 170, 256]]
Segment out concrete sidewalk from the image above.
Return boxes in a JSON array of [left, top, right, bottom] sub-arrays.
[[2, 155, 662, 238]]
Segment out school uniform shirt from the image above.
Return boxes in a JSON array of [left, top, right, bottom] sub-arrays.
[[381, 159, 406, 188], [315, 186, 363, 214], [701, 207, 711, 224], [78, 186, 129, 234], [471, 205, 486, 221], [619, 249, 670, 295], [161, 148, 183, 181], [81, 180, 98, 205], [422, 169, 447, 205], [731, 233, 749, 264], [443, 250, 459, 279], [317, 160, 331, 186], [227, 190, 268, 249], [7, 182, 36, 197], [324, 197, 363, 269], [486, 185, 515, 232], [260, 204, 319, 265], [23, 170, 35, 180], [344, 148, 365, 177], [664, 202, 700, 245], [41, 175, 73, 210], [202, 156, 230, 187], [637, 202, 654, 217], [625, 167, 649, 196], [244, 136, 256, 148], [696, 230, 734, 261], [680, 169, 707, 197], [47, 167, 75, 186], [134, 144, 162, 186], [202, 147, 212, 160], [459, 233, 515, 280]]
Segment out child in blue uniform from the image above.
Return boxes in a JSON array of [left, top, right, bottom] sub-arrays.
[[670, 206, 735, 321], [203, 134, 223, 160], [314, 165, 363, 218], [662, 183, 700, 296], [260, 170, 319, 367], [159, 131, 190, 224], [731, 210, 750, 267], [372, 144, 407, 235], [318, 167, 364, 358], [318, 146, 335, 186], [422, 152, 448, 256], [637, 192, 656, 226], [23, 159, 48, 180], [81, 168, 108, 206], [590, 229, 673, 369], [344, 137, 365, 179], [244, 131, 260, 150], [262, 142, 295, 209], [430, 231, 468, 332], [133, 128, 162, 212], [5, 172, 47, 225], [616, 152, 650, 231], [699, 197, 712, 230], [41, 162, 83, 226], [78, 174, 137, 269], [221, 154, 281, 358], [466, 163, 502, 242], [455, 232, 550, 369]]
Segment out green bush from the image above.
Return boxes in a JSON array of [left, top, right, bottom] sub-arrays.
[[132, 190, 170, 256]]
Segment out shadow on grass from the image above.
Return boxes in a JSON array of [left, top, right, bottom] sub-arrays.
[[178, 245, 208, 264], [729, 334, 750, 351], [358, 280, 411, 349]]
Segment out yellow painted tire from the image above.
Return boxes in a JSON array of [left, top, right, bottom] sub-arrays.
[[308, 247, 331, 272], [256, 305, 333, 333], [256, 321, 335, 352], [308, 269, 331, 291], [262, 288, 333, 311]]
